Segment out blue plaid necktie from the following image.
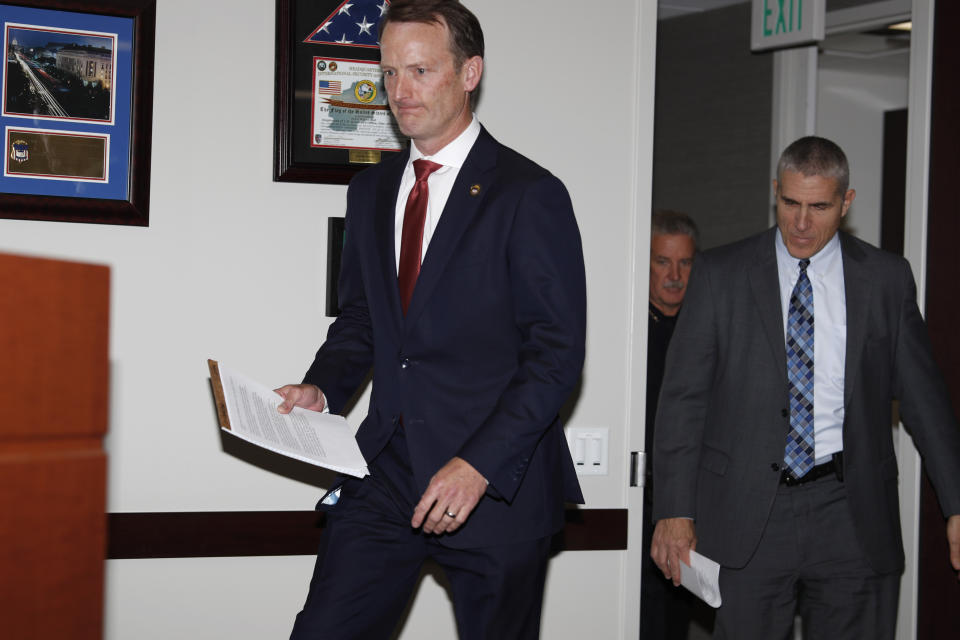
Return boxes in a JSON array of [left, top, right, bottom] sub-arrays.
[[784, 258, 815, 477]]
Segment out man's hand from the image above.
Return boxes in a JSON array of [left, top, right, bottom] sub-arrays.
[[651, 517, 697, 587], [274, 384, 326, 414], [948, 514, 960, 579], [411, 457, 487, 535]]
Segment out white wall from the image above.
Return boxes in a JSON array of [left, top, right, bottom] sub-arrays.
[[0, 1, 651, 638], [816, 53, 909, 246]]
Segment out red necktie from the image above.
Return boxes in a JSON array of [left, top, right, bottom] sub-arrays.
[[397, 159, 442, 314]]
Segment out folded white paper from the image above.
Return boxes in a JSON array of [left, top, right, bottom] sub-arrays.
[[679, 550, 722, 608], [211, 361, 369, 478]]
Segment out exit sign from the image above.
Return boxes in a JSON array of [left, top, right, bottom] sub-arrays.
[[751, 0, 825, 51]]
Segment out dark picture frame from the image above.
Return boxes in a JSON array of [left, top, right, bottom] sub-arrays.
[[325, 216, 345, 316], [0, 0, 155, 226], [274, 0, 404, 185]]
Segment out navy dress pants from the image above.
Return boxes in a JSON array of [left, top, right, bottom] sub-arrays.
[[290, 426, 552, 640]]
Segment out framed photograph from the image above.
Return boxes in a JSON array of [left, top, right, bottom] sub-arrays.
[[0, 0, 155, 226], [274, 0, 405, 185]]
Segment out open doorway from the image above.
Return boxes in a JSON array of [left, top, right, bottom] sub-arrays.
[[650, 2, 927, 640]]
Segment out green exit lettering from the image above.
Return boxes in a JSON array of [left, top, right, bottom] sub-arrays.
[[763, 0, 804, 37]]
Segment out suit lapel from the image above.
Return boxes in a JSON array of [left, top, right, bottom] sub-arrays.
[[839, 233, 871, 408], [403, 128, 498, 327], [374, 150, 408, 327], [749, 229, 788, 375]]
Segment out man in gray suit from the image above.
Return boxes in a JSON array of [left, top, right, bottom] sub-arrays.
[[650, 136, 960, 639]]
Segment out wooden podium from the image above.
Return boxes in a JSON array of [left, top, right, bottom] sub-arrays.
[[0, 252, 110, 639]]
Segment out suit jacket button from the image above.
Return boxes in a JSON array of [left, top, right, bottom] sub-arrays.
[[781, 408, 789, 418], [400, 358, 410, 369], [771, 462, 781, 472]]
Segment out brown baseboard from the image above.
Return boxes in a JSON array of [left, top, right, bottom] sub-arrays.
[[106, 508, 627, 559]]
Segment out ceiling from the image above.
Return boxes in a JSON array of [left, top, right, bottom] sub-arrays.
[[658, 0, 897, 20], [657, 0, 911, 73], [658, 0, 746, 20]]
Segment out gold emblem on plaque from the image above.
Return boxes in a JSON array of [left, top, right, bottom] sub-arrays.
[[349, 149, 381, 164], [355, 80, 377, 104]]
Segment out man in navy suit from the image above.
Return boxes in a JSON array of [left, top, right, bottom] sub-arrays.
[[277, 2, 586, 638]]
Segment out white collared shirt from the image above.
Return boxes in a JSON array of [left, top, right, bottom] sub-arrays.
[[394, 115, 482, 272], [775, 230, 846, 463]]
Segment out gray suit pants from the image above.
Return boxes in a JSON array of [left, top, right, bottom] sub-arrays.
[[714, 474, 899, 640]]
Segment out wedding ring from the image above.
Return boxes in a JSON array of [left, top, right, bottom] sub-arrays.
[[445, 510, 457, 518]]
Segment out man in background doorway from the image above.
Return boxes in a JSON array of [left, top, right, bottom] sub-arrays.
[[642, 210, 699, 639]]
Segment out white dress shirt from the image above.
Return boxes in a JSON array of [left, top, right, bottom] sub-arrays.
[[775, 230, 846, 463], [394, 115, 482, 272]]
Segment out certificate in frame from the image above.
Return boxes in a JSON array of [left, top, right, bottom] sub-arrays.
[[0, 0, 155, 226], [274, 0, 405, 185]]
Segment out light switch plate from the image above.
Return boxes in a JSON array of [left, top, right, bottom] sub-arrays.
[[565, 427, 609, 476]]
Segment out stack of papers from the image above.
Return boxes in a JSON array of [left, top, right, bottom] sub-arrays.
[[208, 360, 369, 478]]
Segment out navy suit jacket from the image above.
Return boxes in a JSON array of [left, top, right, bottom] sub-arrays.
[[304, 128, 586, 549], [653, 228, 960, 574]]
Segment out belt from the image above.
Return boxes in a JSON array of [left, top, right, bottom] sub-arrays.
[[780, 451, 843, 486]]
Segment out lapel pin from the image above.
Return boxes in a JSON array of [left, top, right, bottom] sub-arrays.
[[469, 184, 481, 197]]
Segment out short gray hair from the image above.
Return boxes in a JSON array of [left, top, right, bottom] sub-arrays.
[[652, 209, 699, 250], [777, 136, 850, 194]]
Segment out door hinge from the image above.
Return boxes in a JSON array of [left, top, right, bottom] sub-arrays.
[[630, 451, 647, 487]]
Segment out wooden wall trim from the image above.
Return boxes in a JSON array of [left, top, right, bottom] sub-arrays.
[[106, 508, 627, 559]]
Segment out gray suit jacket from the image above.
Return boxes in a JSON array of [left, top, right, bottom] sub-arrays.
[[653, 228, 960, 574]]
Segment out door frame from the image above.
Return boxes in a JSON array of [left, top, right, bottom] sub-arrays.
[[622, 0, 659, 637]]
